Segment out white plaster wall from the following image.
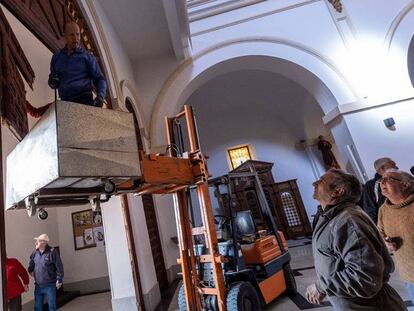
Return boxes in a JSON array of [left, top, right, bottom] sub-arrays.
[[56, 205, 109, 285], [343, 99, 414, 179], [343, 0, 409, 41], [152, 194, 179, 271], [101, 197, 136, 305], [133, 55, 183, 125], [190, 0, 345, 60], [91, 0, 139, 98], [126, 195, 159, 295]]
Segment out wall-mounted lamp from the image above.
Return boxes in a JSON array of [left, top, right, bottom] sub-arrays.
[[383, 117, 395, 130]]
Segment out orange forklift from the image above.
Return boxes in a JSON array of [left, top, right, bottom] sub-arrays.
[[137, 106, 296, 310], [178, 171, 297, 310]]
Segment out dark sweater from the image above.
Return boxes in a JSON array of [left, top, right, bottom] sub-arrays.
[[361, 173, 386, 224]]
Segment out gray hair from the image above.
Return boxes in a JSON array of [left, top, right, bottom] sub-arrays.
[[328, 169, 362, 203], [374, 157, 395, 171], [384, 169, 414, 192]]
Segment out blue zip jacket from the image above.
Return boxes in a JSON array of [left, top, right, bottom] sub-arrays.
[[50, 46, 107, 105], [28, 245, 64, 286]]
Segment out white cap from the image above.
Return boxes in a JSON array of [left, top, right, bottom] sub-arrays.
[[34, 234, 50, 242]]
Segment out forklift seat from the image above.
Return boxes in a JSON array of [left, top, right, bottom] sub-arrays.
[[241, 235, 283, 265], [235, 210, 257, 237]]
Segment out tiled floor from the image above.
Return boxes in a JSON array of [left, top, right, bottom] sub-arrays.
[[58, 292, 112, 311], [59, 238, 414, 310]]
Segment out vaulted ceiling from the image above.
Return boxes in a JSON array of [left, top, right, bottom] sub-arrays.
[[187, 70, 327, 140], [98, 0, 187, 61]]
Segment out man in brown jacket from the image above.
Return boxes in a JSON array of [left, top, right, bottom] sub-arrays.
[[306, 169, 406, 310]]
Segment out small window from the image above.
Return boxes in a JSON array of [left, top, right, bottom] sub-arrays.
[[281, 192, 302, 227], [227, 145, 252, 169]]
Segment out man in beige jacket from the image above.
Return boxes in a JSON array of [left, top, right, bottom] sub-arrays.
[[378, 169, 414, 304]]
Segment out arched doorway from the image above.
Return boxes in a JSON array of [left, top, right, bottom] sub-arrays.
[[150, 39, 358, 152], [184, 69, 335, 232]]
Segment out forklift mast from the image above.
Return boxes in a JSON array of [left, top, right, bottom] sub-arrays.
[[224, 172, 286, 256], [137, 107, 292, 310], [138, 106, 227, 310]]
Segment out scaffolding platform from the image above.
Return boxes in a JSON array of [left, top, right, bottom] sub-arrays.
[[6, 101, 141, 213]]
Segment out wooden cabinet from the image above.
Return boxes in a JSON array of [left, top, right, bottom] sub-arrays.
[[230, 160, 312, 239]]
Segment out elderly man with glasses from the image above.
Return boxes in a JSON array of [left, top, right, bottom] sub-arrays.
[[378, 169, 414, 304], [306, 169, 405, 310]]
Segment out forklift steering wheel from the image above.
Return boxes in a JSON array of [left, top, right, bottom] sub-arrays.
[[214, 215, 230, 226]]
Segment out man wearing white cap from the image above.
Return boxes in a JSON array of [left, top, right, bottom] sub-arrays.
[[28, 234, 64, 311]]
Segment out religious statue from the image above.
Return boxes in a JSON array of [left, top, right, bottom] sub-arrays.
[[317, 135, 340, 170]]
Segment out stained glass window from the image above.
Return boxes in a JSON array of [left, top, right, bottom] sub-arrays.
[[227, 145, 252, 169]]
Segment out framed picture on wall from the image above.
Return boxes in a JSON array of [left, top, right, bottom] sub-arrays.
[[71, 209, 105, 251]]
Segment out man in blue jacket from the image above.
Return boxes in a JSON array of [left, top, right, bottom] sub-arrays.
[[28, 234, 64, 311], [48, 21, 106, 107]]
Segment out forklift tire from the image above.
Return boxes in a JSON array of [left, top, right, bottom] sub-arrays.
[[226, 282, 261, 311], [178, 285, 187, 311], [37, 208, 48, 220], [283, 264, 297, 297], [102, 180, 116, 195]]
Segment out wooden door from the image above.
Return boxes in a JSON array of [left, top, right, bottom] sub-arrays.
[[274, 180, 312, 238], [142, 195, 168, 289]]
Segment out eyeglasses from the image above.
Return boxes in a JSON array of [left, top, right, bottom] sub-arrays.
[[379, 176, 403, 184]]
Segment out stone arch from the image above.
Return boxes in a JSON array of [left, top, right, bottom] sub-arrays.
[[384, 1, 414, 91], [150, 38, 358, 149], [120, 80, 150, 149]]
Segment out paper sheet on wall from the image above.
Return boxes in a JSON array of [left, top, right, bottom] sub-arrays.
[[93, 226, 105, 251], [84, 228, 94, 245], [75, 236, 84, 249]]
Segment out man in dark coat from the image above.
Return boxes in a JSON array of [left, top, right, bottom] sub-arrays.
[[306, 169, 406, 310], [361, 157, 397, 223], [28, 234, 64, 311]]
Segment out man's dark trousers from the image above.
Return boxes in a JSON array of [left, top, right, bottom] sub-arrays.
[[34, 284, 56, 311]]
